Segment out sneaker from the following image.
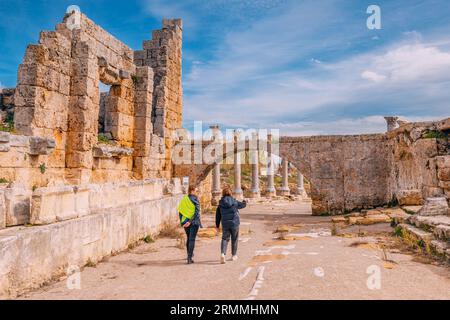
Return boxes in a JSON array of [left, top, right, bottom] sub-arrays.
[[220, 254, 226, 264], [232, 255, 238, 261]]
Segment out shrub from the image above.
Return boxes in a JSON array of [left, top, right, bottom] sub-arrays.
[[423, 130, 447, 139]]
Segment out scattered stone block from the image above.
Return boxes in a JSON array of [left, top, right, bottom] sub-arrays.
[[402, 206, 423, 214], [331, 216, 347, 223], [356, 214, 391, 225], [31, 185, 76, 224], [434, 225, 450, 241], [418, 197, 449, 216], [397, 189, 424, 206], [430, 240, 449, 256], [348, 216, 364, 225], [398, 223, 434, 243], [4, 186, 31, 226], [366, 209, 382, 216]]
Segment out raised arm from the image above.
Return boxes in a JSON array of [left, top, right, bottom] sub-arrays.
[[236, 199, 247, 210]]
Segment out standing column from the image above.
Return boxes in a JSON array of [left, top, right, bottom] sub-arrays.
[[210, 125, 221, 204], [233, 130, 243, 200], [266, 134, 276, 197], [297, 171, 305, 197], [384, 116, 399, 132], [250, 132, 260, 198], [280, 158, 290, 196]]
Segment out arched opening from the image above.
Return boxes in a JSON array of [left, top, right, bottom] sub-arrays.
[[173, 141, 313, 214]]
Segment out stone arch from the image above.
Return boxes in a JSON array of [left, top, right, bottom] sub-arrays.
[[172, 138, 313, 209], [174, 133, 390, 215]]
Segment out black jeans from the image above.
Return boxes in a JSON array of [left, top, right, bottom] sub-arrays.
[[221, 227, 239, 256], [184, 224, 199, 259]]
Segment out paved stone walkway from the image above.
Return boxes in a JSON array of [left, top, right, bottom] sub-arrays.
[[20, 200, 450, 300]]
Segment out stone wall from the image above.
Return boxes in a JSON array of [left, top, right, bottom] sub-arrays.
[[0, 12, 188, 299], [2, 12, 183, 187], [280, 134, 390, 214], [0, 178, 183, 299], [387, 118, 450, 206], [0, 132, 62, 190], [134, 19, 183, 179]]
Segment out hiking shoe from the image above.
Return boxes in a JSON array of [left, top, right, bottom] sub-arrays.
[[220, 254, 226, 264], [187, 258, 194, 264], [232, 255, 238, 261]]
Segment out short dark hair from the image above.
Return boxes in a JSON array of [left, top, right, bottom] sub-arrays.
[[188, 185, 197, 194], [222, 187, 232, 197]]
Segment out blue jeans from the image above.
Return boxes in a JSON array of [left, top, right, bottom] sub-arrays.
[[184, 224, 199, 259], [221, 227, 239, 256]]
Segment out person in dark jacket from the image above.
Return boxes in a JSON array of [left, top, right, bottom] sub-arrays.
[[183, 185, 202, 264], [215, 187, 247, 264]]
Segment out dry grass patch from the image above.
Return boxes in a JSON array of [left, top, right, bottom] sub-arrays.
[[198, 228, 218, 238], [159, 220, 183, 238], [158, 220, 186, 250]]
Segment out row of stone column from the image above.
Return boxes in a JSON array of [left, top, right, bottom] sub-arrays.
[[210, 127, 306, 200]]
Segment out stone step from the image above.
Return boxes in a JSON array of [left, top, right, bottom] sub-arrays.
[[398, 223, 450, 260], [430, 239, 450, 259], [408, 215, 450, 232], [398, 223, 434, 243]]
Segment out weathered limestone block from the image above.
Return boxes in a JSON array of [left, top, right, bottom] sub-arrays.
[[163, 178, 183, 196], [31, 185, 76, 225], [436, 156, 450, 182], [86, 183, 102, 212], [4, 186, 31, 226], [171, 178, 183, 195], [29, 137, 56, 155], [92, 144, 133, 158], [127, 181, 145, 203], [418, 197, 449, 216], [0, 187, 6, 229], [437, 117, 450, 131], [65, 150, 94, 169], [396, 189, 424, 206], [143, 179, 165, 201], [0, 132, 10, 152], [0, 132, 10, 144], [74, 185, 90, 217]]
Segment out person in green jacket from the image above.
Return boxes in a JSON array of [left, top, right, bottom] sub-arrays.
[[178, 185, 202, 264]]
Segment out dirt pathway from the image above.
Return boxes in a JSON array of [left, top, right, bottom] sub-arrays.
[[20, 200, 450, 300]]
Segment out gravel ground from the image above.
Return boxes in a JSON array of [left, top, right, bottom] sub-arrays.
[[19, 200, 450, 300]]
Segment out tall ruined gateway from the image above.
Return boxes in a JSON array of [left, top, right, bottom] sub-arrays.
[[0, 9, 449, 299]]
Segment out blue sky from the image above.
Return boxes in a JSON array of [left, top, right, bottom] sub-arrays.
[[1, 0, 450, 135]]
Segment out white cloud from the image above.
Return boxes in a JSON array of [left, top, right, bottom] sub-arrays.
[[361, 70, 386, 83], [365, 43, 450, 83], [177, 1, 450, 135]]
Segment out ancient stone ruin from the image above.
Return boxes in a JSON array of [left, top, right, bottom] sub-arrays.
[[0, 10, 184, 298], [175, 118, 450, 215]]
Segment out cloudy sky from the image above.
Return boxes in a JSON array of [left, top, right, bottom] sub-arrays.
[[1, 0, 449, 135]]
